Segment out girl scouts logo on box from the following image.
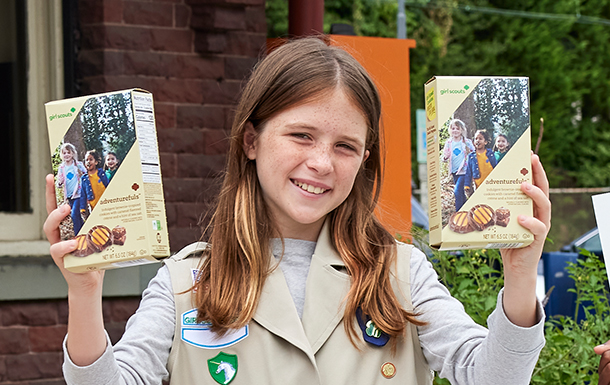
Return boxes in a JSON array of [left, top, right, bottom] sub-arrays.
[[208, 352, 238, 384], [181, 309, 248, 349]]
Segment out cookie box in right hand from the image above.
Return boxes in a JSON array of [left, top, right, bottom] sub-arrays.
[[425, 76, 534, 250]]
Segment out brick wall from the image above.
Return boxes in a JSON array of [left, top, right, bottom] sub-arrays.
[[0, 0, 266, 383], [77, 0, 267, 251], [0, 297, 140, 384]]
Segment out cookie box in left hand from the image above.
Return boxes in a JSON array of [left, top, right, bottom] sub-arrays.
[[45, 89, 170, 272]]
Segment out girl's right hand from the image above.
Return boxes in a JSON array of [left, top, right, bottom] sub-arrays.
[[43, 174, 104, 294]]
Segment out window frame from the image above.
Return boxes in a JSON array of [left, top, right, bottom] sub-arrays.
[[0, 0, 63, 246]]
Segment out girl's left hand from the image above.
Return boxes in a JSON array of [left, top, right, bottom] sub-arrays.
[[595, 341, 610, 385], [500, 153, 551, 327]]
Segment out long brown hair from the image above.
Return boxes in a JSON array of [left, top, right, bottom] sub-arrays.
[[195, 37, 423, 347]]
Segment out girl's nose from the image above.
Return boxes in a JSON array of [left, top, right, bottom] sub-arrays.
[[306, 144, 334, 175]]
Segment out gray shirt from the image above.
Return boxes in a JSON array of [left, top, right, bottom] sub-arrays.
[[62, 246, 545, 384]]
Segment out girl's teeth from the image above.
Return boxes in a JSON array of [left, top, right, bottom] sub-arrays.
[[295, 181, 326, 194]]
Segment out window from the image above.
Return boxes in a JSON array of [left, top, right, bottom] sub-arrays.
[[0, 0, 64, 244]]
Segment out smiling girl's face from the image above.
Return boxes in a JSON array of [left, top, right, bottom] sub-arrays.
[[85, 153, 98, 172], [495, 136, 508, 152], [474, 132, 488, 151], [61, 148, 75, 164], [105, 154, 118, 170], [244, 88, 369, 241], [449, 123, 464, 140]]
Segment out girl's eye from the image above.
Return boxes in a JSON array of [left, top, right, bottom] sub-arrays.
[[291, 133, 310, 140], [338, 143, 356, 152]]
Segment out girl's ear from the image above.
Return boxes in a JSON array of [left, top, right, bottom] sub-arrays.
[[243, 121, 257, 160]]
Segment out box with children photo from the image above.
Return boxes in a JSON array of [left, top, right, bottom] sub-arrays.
[[45, 89, 170, 272], [425, 76, 534, 250]]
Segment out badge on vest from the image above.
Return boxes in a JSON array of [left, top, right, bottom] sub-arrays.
[[356, 307, 389, 347], [208, 352, 238, 384], [181, 309, 249, 349]]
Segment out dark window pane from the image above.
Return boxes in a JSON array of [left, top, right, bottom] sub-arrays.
[[0, 0, 29, 212]]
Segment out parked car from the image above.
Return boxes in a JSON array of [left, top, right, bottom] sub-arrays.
[[540, 227, 604, 319]]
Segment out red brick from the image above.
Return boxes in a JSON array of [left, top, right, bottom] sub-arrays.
[[158, 129, 205, 154], [194, 32, 227, 54], [154, 102, 176, 130], [226, 0, 265, 5], [78, 50, 124, 77], [163, 178, 205, 202], [190, 6, 245, 31], [201, 79, 242, 105], [79, 0, 124, 24], [81, 25, 152, 51], [109, 298, 140, 322], [176, 105, 226, 129], [6, 352, 62, 381], [0, 327, 29, 354], [80, 75, 151, 95], [203, 128, 230, 155], [223, 31, 266, 56], [105, 321, 128, 345], [2, 303, 59, 326], [30, 380, 67, 385], [123, 51, 173, 77], [175, 203, 207, 228], [175, 4, 191, 28], [169, 55, 224, 80], [29, 325, 68, 353], [245, 5, 266, 33], [57, 301, 69, 325], [169, 226, 204, 251], [160, 153, 177, 178], [165, 202, 178, 227], [177, 154, 226, 178], [148, 78, 204, 104], [151, 28, 193, 52], [124, 1, 173, 26], [224, 56, 256, 81], [0, 356, 5, 382]]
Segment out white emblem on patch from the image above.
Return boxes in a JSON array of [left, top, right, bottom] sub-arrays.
[[181, 309, 249, 349]]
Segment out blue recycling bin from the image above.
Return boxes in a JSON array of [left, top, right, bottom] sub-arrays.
[[541, 251, 586, 320]]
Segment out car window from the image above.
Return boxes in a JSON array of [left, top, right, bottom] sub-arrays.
[[580, 233, 602, 253]]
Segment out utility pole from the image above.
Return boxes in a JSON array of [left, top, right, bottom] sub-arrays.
[[289, 0, 324, 36], [397, 0, 406, 38]]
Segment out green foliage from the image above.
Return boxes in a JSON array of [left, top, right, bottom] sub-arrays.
[[426, 244, 610, 384], [531, 250, 610, 384], [265, 0, 610, 188], [80, 92, 135, 164]]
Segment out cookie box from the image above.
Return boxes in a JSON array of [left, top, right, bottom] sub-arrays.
[[425, 76, 534, 250], [45, 89, 170, 272]]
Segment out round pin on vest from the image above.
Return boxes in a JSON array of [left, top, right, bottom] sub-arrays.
[[381, 362, 396, 379]]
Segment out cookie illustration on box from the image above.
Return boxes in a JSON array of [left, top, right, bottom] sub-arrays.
[[495, 207, 510, 227], [73, 234, 94, 257], [449, 211, 475, 234], [469, 204, 495, 231], [112, 225, 127, 245], [88, 225, 112, 252]]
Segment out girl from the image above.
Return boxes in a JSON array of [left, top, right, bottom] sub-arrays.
[[104, 152, 120, 182], [465, 129, 498, 191], [44, 37, 551, 384], [494, 133, 510, 162], [79, 149, 109, 215], [442, 119, 475, 211], [55, 143, 87, 235]]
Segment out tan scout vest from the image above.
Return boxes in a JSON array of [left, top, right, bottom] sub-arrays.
[[166, 225, 433, 384]]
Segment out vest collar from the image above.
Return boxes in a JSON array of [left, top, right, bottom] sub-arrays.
[[252, 219, 350, 358]]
